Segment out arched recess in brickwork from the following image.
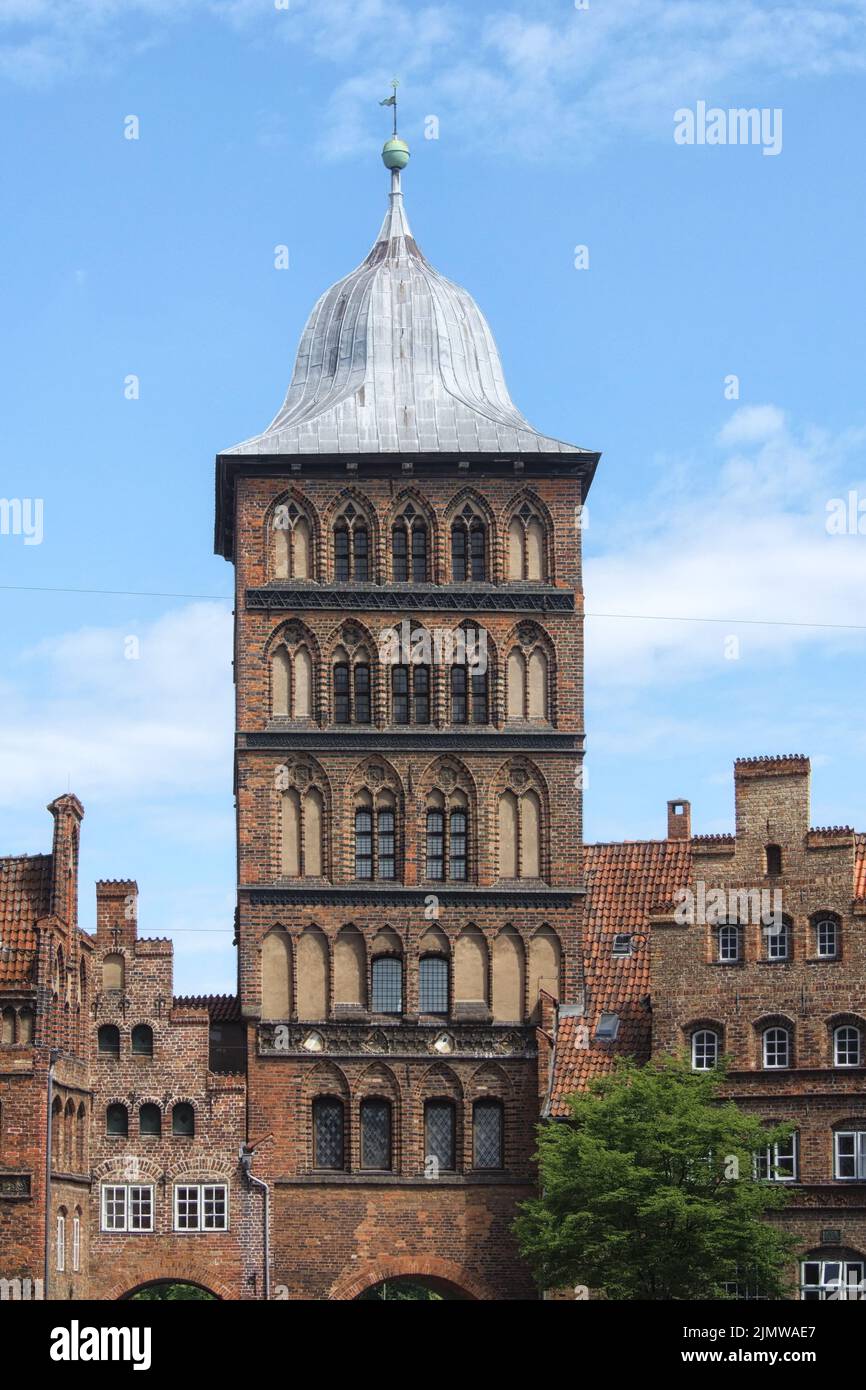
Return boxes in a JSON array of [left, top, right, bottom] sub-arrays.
[[261, 928, 292, 1020], [325, 488, 380, 584], [454, 925, 489, 1011], [114, 1276, 227, 1301], [446, 621, 496, 727], [386, 489, 438, 583], [502, 492, 555, 582], [493, 759, 549, 882], [334, 925, 366, 1009], [330, 1256, 487, 1302], [296, 926, 329, 1021], [417, 756, 478, 885], [304, 1061, 350, 1172], [354, 1062, 401, 1172], [503, 621, 556, 724], [325, 619, 378, 726], [266, 619, 320, 721], [266, 490, 319, 582], [528, 925, 561, 1018], [444, 487, 497, 583], [492, 925, 526, 1023], [277, 758, 330, 880], [102, 952, 125, 992], [346, 757, 405, 883]]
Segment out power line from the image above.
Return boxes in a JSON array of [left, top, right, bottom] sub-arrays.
[[0, 582, 864, 634]]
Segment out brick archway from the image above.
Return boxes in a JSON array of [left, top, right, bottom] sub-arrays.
[[110, 1275, 230, 1301], [329, 1256, 487, 1302]]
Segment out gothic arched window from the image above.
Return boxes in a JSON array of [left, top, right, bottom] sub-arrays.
[[333, 503, 371, 582], [391, 503, 429, 583], [451, 506, 487, 581]]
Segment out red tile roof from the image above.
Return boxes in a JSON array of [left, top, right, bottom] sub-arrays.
[[856, 835, 866, 899], [173, 993, 241, 1022], [0, 854, 52, 987], [547, 839, 691, 1116]]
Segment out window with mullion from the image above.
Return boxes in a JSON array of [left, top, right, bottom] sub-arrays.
[[413, 665, 430, 725], [451, 525, 467, 581], [451, 665, 467, 723], [835, 1131, 866, 1179], [763, 1027, 790, 1069], [816, 917, 839, 958], [353, 525, 369, 581], [392, 666, 409, 725], [353, 664, 371, 723], [469, 523, 486, 579], [377, 808, 396, 880], [834, 1026, 861, 1067], [354, 807, 373, 879], [334, 525, 350, 581], [426, 810, 445, 880], [471, 671, 488, 725], [411, 525, 427, 582], [392, 526, 408, 582], [449, 809, 468, 881], [334, 663, 351, 723], [754, 1132, 798, 1181]]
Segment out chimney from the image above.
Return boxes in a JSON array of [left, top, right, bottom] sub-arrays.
[[95, 880, 139, 948], [47, 794, 84, 930], [667, 800, 691, 841]]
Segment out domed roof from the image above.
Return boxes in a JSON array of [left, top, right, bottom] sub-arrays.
[[223, 169, 588, 458]]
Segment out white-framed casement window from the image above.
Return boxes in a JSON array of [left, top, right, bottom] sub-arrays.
[[801, 1260, 865, 1300], [691, 1029, 720, 1071], [762, 1027, 791, 1069], [72, 1214, 81, 1272], [834, 1025, 862, 1068], [766, 921, 789, 961], [815, 917, 839, 959], [101, 1183, 154, 1232], [56, 1212, 65, 1272], [753, 1132, 798, 1182], [718, 925, 740, 963], [834, 1131, 866, 1180], [173, 1183, 228, 1232]]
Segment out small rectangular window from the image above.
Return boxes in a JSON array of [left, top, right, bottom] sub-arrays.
[[392, 666, 409, 725], [377, 808, 395, 881], [596, 1013, 620, 1041], [612, 934, 633, 958], [425, 1100, 456, 1172], [334, 664, 351, 724], [413, 665, 430, 725], [426, 810, 444, 880], [174, 1183, 228, 1232], [360, 1099, 392, 1170], [419, 957, 449, 1014], [354, 808, 373, 880], [371, 957, 402, 1015], [835, 1131, 866, 1180], [354, 664, 371, 723], [449, 809, 467, 882], [101, 1183, 153, 1233], [451, 665, 467, 724]]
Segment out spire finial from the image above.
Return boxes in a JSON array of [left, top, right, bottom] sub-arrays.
[[380, 78, 410, 174]]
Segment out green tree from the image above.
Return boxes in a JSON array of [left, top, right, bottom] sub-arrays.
[[515, 1057, 795, 1300]]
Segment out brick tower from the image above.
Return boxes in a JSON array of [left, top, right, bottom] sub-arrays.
[[214, 128, 599, 1299]]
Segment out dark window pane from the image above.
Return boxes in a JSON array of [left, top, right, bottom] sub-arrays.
[[392, 666, 409, 725], [139, 1103, 161, 1137], [353, 526, 369, 581], [98, 1025, 120, 1057], [419, 957, 448, 1014], [354, 664, 371, 723], [413, 665, 430, 725], [411, 525, 427, 583], [474, 1100, 503, 1169], [355, 808, 373, 879], [334, 663, 351, 723], [371, 957, 402, 1014], [106, 1104, 128, 1137], [451, 525, 467, 581], [378, 808, 395, 881], [426, 810, 444, 880], [131, 1024, 153, 1056], [470, 523, 486, 580], [471, 672, 488, 725], [360, 1099, 392, 1170], [172, 1103, 195, 1137], [425, 1100, 456, 1171], [451, 666, 467, 724], [392, 527, 408, 582], [335, 526, 350, 582], [314, 1097, 344, 1170], [449, 809, 467, 881]]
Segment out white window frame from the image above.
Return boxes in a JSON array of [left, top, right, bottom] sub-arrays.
[[72, 1214, 80, 1272], [100, 1183, 154, 1232], [611, 934, 633, 958], [173, 1182, 228, 1233], [801, 1259, 865, 1300], [753, 1132, 798, 1182], [766, 921, 789, 961], [815, 917, 839, 959], [834, 1025, 861, 1068], [762, 1027, 790, 1069], [56, 1212, 65, 1272], [691, 1029, 720, 1071], [718, 925, 740, 963], [834, 1131, 866, 1181]]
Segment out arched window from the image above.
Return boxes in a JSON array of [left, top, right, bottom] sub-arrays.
[[451, 506, 487, 581], [763, 1026, 791, 1069], [106, 1103, 128, 1137], [272, 500, 314, 580], [419, 956, 449, 1015], [766, 918, 790, 962], [280, 785, 325, 879], [76, 1103, 87, 1170], [507, 641, 550, 721], [834, 1025, 861, 1068], [333, 653, 372, 724], [425, 791, 470, 882], [815, 915, 840, 959], [391, 662, 430, 725], [131, 1024, 153, 1057], [473, 1099, 504, 1170], [313, 1096, 345, 1170], [391, 504, 429, 583], [765, 844, 782, 875], [272, 642, 314, 720], [102, 953, 125, 992], [140, 1103, 162, 1137], [424, 1100, 456, 1172], [507, 503, 547, 580], [718, 925, 740, 963], [360, 1098, 392, 1170], [450, 634, 488, 725], [691, 1029, 720, 1071], [56, 1209, 66, 1272], [97, 1024, 120, 1058], [354, 790, 397, 881], [371, 957, 403, 1015], [333, 503, 371, 582], [172, 1102, 195, 1137]]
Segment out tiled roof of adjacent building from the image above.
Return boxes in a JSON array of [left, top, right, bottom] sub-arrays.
[[856, 834, 866, 899], [0, 854, 52, 987], [547, 839, 691, 1117], [173, 993, 241, 1022]]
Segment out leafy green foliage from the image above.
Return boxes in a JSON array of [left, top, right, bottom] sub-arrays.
[[515, 1057, 795, 1300], [131, 1282, 217, 1301]]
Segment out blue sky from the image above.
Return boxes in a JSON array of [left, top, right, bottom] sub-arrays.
[[1, 0, 864, 993]]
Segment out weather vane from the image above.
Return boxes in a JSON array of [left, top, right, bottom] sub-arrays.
[[379, 78, 399, 138]]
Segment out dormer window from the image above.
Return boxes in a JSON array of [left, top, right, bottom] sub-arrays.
[[612, 934, 633, 958]]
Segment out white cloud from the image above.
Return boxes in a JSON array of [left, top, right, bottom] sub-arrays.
[[0, 601, 233, 806], [585, 406, 866, 689]]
